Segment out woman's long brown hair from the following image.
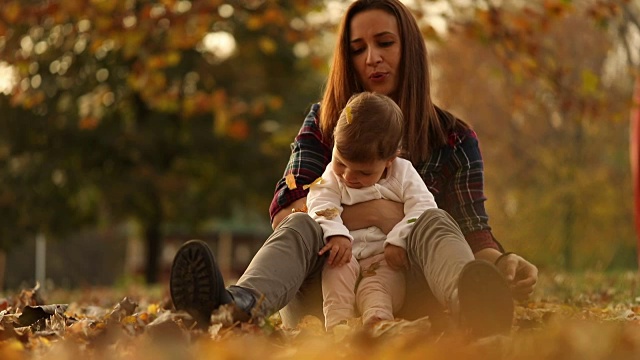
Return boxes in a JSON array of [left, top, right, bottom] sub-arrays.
[[319, 0, 468, 164]]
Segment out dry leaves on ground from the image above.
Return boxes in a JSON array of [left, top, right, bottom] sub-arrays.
[[1, 272, 640, 359]]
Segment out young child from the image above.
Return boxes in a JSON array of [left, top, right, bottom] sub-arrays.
[[306, 92, 438, 330]]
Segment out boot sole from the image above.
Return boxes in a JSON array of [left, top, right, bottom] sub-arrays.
[[458, 260, 514, 338], [170, 239, 225, 327]]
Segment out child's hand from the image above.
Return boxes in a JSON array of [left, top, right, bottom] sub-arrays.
[[319, 235, 352, 267], [384, 244, 408, 271]]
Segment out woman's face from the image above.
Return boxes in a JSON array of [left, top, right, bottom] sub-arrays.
[[349, 9, 401, 98]]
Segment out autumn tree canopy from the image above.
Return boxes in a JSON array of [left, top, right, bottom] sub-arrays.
[[0, 0, 331, 282], [1, 0, 638, 281]]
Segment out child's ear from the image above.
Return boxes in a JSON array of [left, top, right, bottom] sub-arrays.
[[386, 155, 396, 168]]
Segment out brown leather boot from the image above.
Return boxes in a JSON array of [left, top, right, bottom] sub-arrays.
[[457, 260, 514, 339], [170, 239, 236, 327]]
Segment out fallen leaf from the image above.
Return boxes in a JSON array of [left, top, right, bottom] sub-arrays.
[[18, 304, 68, 327], [302, 177, 323, 190], [16, 283, 43, 308], [107, 297, 137, 323], [286, 173, 297, 190], [315, 207, 339, 220], [362, 262, 381, 278], [368, 316, 431, 338]]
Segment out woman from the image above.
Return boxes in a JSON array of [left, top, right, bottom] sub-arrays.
[[170, 0, 538, 338]]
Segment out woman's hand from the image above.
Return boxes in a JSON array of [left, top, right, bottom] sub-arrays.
[[384, 244, 408, 271], [475, 248, 538, 302], [319, 235, 352, 267], [341, 199, 404, 234], [494, 253, 538, 301]]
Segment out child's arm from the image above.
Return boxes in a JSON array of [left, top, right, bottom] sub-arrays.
[[306, 164, 354, 243], [384, 244, 408, 270], [319, 235, 352, 267], [384, 161, 438, 250]]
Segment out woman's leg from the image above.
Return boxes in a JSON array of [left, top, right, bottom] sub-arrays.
[[321, 256, 359, 330], [170, 212, 326, 327], [404, 208, 513, 337], [356, 254, 405, 326], [406, 208, 474, 309], [235, 213, 326, 321]]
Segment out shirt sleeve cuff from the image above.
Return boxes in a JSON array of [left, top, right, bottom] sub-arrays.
[[269, 188, 309, 223], [464, 230, 504, 253]]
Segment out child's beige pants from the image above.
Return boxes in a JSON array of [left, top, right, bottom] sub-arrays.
[[322, 253, 405, 330]]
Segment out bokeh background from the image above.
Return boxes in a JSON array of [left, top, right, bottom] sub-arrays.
[[0, 0, 638, 291]]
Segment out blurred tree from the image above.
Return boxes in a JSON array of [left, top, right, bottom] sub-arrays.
[[0, 0, 329, 283], [432, 0, 637, 270]]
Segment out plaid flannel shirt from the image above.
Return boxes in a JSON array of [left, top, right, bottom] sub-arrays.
[[269, 103, 502, 253]]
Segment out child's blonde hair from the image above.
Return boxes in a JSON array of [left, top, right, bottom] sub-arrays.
[[334, 92, 403, 163]]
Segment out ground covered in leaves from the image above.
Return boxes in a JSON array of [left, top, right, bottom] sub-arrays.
[[2, 271, 640, 359]]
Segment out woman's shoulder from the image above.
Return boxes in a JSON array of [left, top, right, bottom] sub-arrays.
[[434, 106, 477, 148], [447, 127, 478, 148]]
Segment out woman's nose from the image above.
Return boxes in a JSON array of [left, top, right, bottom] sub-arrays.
[[366, 47, 382, 65]]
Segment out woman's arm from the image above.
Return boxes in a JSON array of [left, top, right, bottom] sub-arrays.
[[269, 104, 332, 225], [476, 248, 538, 301], [441, 130, 502, 252], [341, 199, 404, 234]]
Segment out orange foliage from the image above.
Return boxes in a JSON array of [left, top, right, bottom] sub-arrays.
[[228, 120, 249, 140], [1, 1, 21, 24], [79, 116, 99, 130]]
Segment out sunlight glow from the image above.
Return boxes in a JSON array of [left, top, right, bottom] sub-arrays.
[[0, 61, 17, 95], [201, 31, 236, 60]]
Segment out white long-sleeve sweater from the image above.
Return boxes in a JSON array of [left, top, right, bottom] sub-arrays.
[[307, 157, 438, 260]]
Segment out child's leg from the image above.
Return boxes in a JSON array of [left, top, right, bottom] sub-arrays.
[[356, 254, 405, 326], [322, 256, 359, 330]]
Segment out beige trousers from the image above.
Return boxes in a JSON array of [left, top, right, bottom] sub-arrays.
[[322, 253, 405, 330], [235, 208, 474, 329]]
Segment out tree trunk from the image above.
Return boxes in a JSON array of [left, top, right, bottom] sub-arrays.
[[144, 220, 162, 284], [144, 192, 163, 284], [631, 75, 640, 269], [0, 250, 6, 291], [563, 195, 575, 271]]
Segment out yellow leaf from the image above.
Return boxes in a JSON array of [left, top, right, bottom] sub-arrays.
[[122, 315, 137, 324], [147, 303, 159, 314], [345, 105, 352, 124], [1, 338, 24, 352], [286, 173, 297, 190], [302, 177, 323, 190]]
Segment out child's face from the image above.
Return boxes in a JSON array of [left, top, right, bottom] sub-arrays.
[[331, 148, 393, 189]]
